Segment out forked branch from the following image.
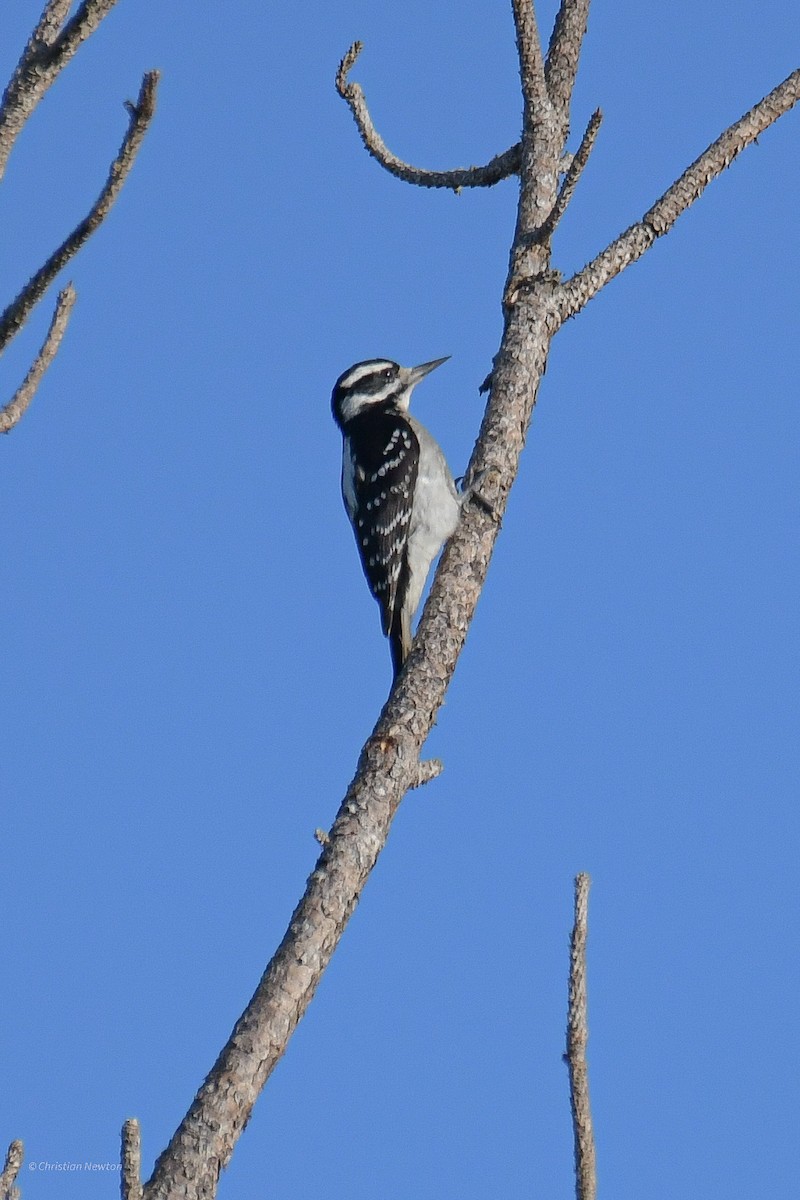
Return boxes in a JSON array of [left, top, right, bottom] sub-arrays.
[[0, 70, 159, 429], [0, 71, 159, 357], [336, 42, 521, 189], [0, 0, 122, 180]]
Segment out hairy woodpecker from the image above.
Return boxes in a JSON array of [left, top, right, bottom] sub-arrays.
[[332, 357, 463, 679]]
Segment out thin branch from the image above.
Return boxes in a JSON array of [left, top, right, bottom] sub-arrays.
[[335, 42, 520, 189], [567, 874, 596, 1200], [50, 0, 121, 64], [0, 70, 159, 359], [0, 1141, 23, 1200], [121, 1119, 143, 1200], [511, 0, 549, 120], [545, 0, 591, 133], [541, 107, 602, 239], [30, 0, 74, 49], [508, 0, 559, 275], [0, 0, 121, 180], [0, 284, 76, 434], [411, 758, 444, 788], [558, 67, 800, 320]]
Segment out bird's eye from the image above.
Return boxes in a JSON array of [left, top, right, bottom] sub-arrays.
[[382, 368, 393, 380]]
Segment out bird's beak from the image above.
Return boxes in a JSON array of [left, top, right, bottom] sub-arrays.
[[405, 356, 450, 387]]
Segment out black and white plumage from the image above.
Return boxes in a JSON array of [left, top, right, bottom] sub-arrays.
[[331, 357, 462, 679]]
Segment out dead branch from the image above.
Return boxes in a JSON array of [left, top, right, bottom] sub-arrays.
[[139, 10, 797, 1200], [505, 4, 559, 290], [567, 874, 596, 1200], [545, 0, 591, 136], [0, 0, 121, 181], [511, 0, 550, 119], [335, 42, 521, 189], [0, 285, 76, 434], [0, 1142, 23, 1200], [412, 758, 445, 788], [0, 70, 159, 357], [0, 70, 159, 429], [121, 1119, 144, 1200], [542, 108, 603, 239], [558, 67, 800, 320]]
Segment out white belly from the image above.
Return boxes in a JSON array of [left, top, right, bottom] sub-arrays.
[[405, 434, 460, 618]]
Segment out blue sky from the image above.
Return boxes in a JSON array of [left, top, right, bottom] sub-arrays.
[[1, 2, 798, 1197]]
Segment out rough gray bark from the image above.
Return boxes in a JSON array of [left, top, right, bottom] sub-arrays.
[[0, 285, 75, 434], [139, 5, 799, 1200], [0, 0, 121, 181], [567, 874, 596, 1200], [0, 1, 158, 435], [0, 1142, 23, 1200], [121, 1119, 144, 1200]]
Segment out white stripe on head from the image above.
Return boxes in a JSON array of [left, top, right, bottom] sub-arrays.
[[336, 359, 396, 392]]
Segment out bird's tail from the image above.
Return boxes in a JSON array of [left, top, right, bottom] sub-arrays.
[[389, 607, 412, 681]]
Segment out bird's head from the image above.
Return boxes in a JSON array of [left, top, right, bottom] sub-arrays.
[[331, 357, 449, 429]]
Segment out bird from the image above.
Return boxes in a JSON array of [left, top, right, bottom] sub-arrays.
[[331, 356, 463, 680]]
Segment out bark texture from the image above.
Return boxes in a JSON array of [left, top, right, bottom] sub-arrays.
[[0, 1142, 23, 1200], [0, 286, 75, 434], [567, 874, 596, 1200], [0, 0, 121, 181], [121, 1120, 144, 1200]]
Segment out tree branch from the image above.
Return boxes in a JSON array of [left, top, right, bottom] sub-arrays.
[[0, 284, 76, 434], [567, 873, 596, 1200], [121, 1119, 143, 1200], [140, 22, 799, 1200], [511, 0, 549, 120], [144, 251, 560, 1200], [558, 67, 800, 320], [0, 70, 159, 360], [545, 0, 591, 136], [29, 0, 74, 50], [335, 42, 520, 189], [412, 758, 444, 788], [0, 1142, 23, 1200], [0, 0, 121, 180], [541, 107, 602, 239], [508, 0, 560, 278]]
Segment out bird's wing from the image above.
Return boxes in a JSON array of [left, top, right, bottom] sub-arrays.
[[344, 411, 420, 635]]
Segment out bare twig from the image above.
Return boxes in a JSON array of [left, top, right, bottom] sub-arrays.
[[121, 1119, 143, 1200], [511, 0, 550, 119], [545, 0, 591, 136], [567, 874, 596, 1200], [508, 0, 560, 283], [0, 1141, 24, 1200], [541, 108, 603, 239], [336, 42, 521, 190], [558, 67, 800, 320], [0, 285, 76, 434], [29, 0, 74, 49], [412, 758, 444, 788], [0, 0, 122, 180], [0, 70, 159, 360]]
